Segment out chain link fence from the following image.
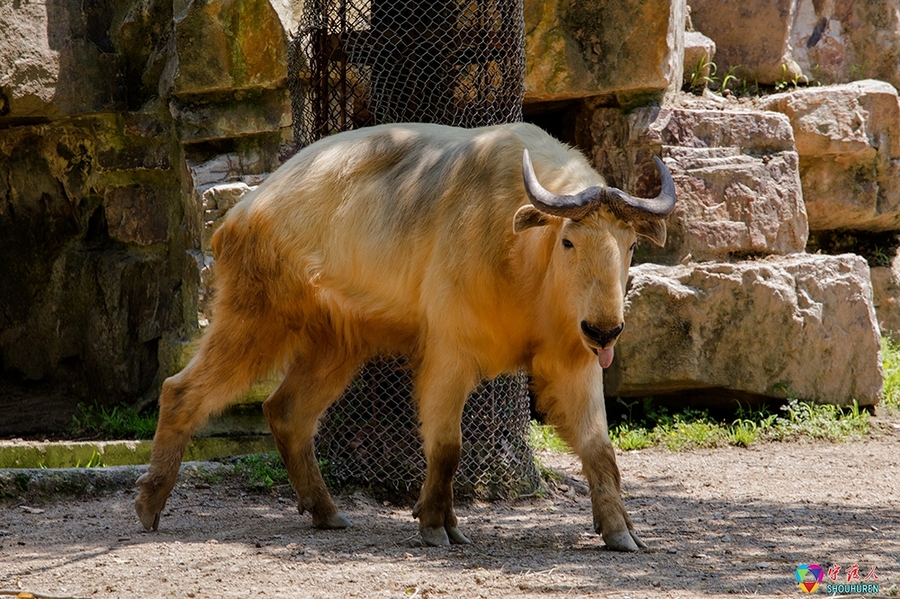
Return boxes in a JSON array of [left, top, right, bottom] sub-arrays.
[[287, 0, 539, 501], [316, 357, 541, 500], [289, 0, 525, 146]]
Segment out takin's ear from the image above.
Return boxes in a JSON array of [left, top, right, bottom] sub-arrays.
[[513, 205, 554, 233], [634, 219, 668, 247]]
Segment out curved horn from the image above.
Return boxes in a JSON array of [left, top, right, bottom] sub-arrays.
[[604, 156, 677, 221], [522, 149, 605, 221], [522, 150, 677, 222]]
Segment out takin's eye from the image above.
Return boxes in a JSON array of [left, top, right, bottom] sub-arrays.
[[629, 241, 637, 252], [562, 238, 574, 250]]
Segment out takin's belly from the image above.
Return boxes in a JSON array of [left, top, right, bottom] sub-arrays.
[[310, 282, 531, 377]]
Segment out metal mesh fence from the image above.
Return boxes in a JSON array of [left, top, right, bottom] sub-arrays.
[[316, 357, 541, 500], [288, 0, 537, 501], [289, 0, 525, 146]]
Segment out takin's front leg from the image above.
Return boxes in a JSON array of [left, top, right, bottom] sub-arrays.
[[412, 352, 479, 546], [262, 348, 363, 530], [579, 435, 646, 551], [533, 364, 646, 552]]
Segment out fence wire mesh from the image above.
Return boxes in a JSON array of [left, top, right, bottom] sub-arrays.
[[288, 0, 536, 501], [316, 357, 541, 500], [289, 0, 525, 146]]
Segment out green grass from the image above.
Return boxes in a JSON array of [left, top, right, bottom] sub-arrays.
[[70, 402, 158, 440], [882, 336, 900, 411], [233, 452, 290, 491], [528, 422, 572, 452], [608, 424, 655, 451], [529, 393, 875, 455], [768, 399, 869, 442]]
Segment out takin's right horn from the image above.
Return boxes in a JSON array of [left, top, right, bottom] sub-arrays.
[[522, 150, 676, 222]]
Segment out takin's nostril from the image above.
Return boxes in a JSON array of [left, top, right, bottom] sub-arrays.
[[581, 321, 625, 347]]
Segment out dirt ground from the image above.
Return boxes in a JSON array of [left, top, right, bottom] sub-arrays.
[[1, 421, 898, 599]]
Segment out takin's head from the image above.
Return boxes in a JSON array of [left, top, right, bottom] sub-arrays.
[[513, 150, 676, 368]]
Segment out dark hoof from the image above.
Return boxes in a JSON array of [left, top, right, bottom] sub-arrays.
[[314, 513, 352, 529], [602, 528, 646, 552], [446, 526, 471, 545], [420, 525, 471, 546], [420, 526, 450, 546], [135, 473, 164, 531]]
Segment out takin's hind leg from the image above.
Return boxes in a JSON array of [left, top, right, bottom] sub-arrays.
[[412, 351, 479, 546], [262, 347, 363, 530], [135, 317, 289, 531]]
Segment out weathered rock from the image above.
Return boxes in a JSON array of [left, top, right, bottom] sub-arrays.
[[760, 80, 900, 155], [0, 113, 192, 435], [683, 30, 716, 88], [604, 254, 884, 406], [592, 106, 807, 263], [104, 186, 170, 246], [524, 0, 685, 104], [166, 0, 290, 96], [0, 0, 124, 119], [871, 247, 900, 338], [688, 0, 802, 85], [170, 89, 292, 143], [760, 80, 900, 231], [872, 266, 900, 339], [790, 0, 900, 91]]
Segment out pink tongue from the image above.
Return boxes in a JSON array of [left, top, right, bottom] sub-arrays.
[[597, 347, 615, 369]]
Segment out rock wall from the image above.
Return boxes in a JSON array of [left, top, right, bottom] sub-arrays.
[[1, 0, 896, 435], [688, 0, 900, 91], [521, 0, 896, 404], [0, 0, 297, 435]]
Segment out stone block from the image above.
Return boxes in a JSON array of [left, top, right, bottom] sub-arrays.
[[689, 0, 802, 85], [872, 265, 900, 339], [604, 254, 884, 406], [524, 0, 685, 104], [683, 30, 716, 88], [104, 186, 170, 246], [760, 80, 900, 156], [168, 0, 289, 96], [761, 80, 900, 231], [871, 248, 900, 338], [170, 89, 292, 143], [0, 0, 123, 119], [790, 0, 900, 91], [97, 113, 172, 172], [591, 106, 807, 263]]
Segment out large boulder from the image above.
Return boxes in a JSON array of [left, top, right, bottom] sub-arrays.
[[760, 80, 900, 232], [604, 254, 884, 406], [592, 105, 807, 263], [0, 0, 125, 118], [688, 0, 802, 85], [871, 248, 900, 339], [165, 0, 289, 96], [683, 30, 716, 89], [524, 0, 685, 104], [790, 0, 900, 91], [0, 113, 194, 435]]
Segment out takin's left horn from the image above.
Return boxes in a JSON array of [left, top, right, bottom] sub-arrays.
[[522, 150, 676, 222], [603, 156, 677, 222]]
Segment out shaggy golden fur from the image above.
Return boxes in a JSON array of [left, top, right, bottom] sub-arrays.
[[135, 122, 666, 551]]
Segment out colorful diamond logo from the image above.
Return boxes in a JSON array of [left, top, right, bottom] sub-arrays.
[[795, 564, 825, 593]]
